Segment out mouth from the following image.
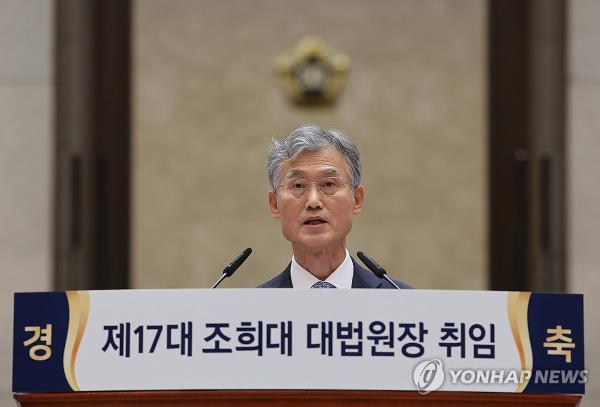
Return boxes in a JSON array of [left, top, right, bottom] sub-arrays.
[[303, 217, 327, 226]]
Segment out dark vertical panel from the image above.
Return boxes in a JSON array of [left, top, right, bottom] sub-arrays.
[[488, 0, 566, 292], [92, 0, 131, 289], [54, 0, 131, 290], [530, 0, 567, 292], [488, 0, 533, 291], [55, 0, 96, 290], [69, 156, 82, 249]]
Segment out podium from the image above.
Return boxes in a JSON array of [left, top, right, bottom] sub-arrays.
[[15, 390, 582, 406], [13, 289, 585, 405]]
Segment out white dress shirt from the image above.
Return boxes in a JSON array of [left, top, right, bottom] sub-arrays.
[[290, 249, 353, 289]]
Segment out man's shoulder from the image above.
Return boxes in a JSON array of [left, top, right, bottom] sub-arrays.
[[257, 263, 293, 288], [351, 259, 412, 289], [257, 259, 411, 289], [384, 276, 412, 289]]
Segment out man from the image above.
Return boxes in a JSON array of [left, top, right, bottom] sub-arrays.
[[259, 124, 410, 289]]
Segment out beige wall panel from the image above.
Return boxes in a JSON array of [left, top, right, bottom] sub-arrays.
[[568, 83, 600, 407], [568, 3, 600, 405], [133, 0, 486, 290], [0, 1, 53, 404]]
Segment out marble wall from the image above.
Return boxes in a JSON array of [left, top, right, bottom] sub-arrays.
[[132, 0, 487, 290], [0, 0, 53, 404], [567, 0, 600, 404]]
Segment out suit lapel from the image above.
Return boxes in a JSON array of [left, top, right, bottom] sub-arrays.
[[351, 258, 383, 288], [275, 263, 293, 288]]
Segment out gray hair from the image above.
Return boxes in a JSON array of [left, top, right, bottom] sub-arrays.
[[267, 124, 362, 190]]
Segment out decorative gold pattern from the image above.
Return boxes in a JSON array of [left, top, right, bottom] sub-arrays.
[[274, 36, 350, 104], [64, 291, 90, 391], [507, 292, 532, 392]]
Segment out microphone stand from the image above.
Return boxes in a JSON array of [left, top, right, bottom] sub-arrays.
[[356, 251, 400, 289], [211, 248, 252, 288]]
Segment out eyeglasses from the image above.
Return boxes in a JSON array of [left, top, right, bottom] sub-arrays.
[[277, 177, 351, 198]]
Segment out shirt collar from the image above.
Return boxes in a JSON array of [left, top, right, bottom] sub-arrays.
[[290, 249, 353, 289]]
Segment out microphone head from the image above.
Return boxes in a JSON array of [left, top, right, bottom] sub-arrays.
[[223, 247, 252, 277], [357, 251, 386, 278]]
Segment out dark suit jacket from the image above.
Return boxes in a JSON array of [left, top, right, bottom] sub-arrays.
[[258, 257, 411, 289]]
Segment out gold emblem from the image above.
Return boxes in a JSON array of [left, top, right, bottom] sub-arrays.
[[274, 36, 350, 104]]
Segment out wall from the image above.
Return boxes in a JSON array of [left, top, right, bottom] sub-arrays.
[[0, 0, 53, 404], [132, 0, 486, 290], [567, 0, 600, 405]]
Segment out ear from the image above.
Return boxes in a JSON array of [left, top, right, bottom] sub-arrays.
[[268, 190, 281, 218], [352, 185, 365, 214]]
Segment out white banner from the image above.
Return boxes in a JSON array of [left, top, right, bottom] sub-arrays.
[[13, 289, 586, 394]]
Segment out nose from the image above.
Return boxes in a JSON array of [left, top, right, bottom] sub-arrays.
[[305, 183, 323, 209]]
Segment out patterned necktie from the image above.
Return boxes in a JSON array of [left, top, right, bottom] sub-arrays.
[[311, 281, 337, 288]]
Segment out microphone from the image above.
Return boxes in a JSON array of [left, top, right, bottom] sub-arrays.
[[211, 248, 252, 288], [356, 251, 400, 289]]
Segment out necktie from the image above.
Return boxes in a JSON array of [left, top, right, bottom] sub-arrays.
[[311, 281, 337, 288]]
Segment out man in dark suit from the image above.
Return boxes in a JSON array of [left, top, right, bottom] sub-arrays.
[[259, 257, 410, 288], [259, 124, 410, 289]]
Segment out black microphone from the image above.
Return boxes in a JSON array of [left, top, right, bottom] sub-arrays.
[[211, 248, 252, 288], [356, 251, 400, 289]]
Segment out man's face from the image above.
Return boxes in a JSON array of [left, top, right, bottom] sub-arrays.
[[268, 148, 364, 252]]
